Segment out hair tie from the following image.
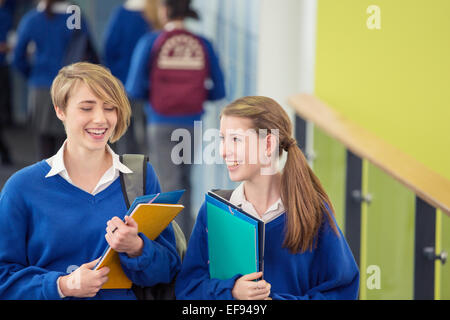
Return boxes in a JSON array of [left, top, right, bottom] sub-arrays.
[[282, 138, 297, 152]]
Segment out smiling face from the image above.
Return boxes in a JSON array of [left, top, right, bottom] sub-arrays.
[[55, 81, 118, 153], [220, 115, 276, 182]]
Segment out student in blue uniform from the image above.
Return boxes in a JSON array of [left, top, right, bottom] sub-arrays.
[[12, 0, 96, 160], [126, 0, 225, 240], [103, 0, 156, 155], [175, 96, 360, 300], [103, 0, 154, 86], [0, 62, 180, 300]]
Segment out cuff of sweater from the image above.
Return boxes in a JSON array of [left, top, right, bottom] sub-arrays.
[[57, 276, 66, 298], [119, 233, 154, 271], [43, 271, 66, 300], [212, 274, 241, 300]]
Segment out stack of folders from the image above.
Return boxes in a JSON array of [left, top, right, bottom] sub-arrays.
[[95, 190, 185, 289], [206, 190, 264, 280]]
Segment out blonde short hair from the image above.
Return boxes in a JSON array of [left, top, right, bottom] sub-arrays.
[[50, 62, 131, 143]]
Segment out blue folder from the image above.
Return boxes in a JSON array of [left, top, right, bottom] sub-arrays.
[[206, 191, 265, 280], [127, 189, 185, 215]]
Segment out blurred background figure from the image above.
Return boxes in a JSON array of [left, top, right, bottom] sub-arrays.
[[103, 0, 162, 155], [0, 0, 14, 166], [12, 0, 97, 161], [126, 0, 225, 240]]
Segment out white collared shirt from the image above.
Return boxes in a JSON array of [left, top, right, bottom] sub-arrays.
[[37, 1, 72, 14], [229, 182, 285, 223], [45, 140, 133, 195], [124, 0, 146, 11]]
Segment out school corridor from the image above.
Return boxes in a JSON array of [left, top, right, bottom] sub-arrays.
[[0, 125, 34, 189], [0, 0, 449, 300]]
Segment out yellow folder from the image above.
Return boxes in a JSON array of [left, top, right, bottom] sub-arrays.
[[95, 203, 184, 289]]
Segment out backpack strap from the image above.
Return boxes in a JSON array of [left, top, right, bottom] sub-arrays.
[[119, 154, 148, 208], [119, 154, 186, 300], [171, 218, 187, 261], [211, 189, 234, 202]]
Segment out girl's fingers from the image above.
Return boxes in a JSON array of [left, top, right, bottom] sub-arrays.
[[83, 258, 100, 269], [106, 220, 118, 234], [248, 280, 271, 298], [99, 276, 109, 286], [250, 290, 271, 300], [240, 272, 263, 281], [124, 215, 138, 228], [97, 266, 110, 277], [249, 280, 269, 291], [105, 233, 111, 245], [256, 280, 268, 289], [249, 287, 271, 298]]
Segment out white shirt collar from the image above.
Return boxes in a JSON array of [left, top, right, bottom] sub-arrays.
[[37, 1, 72, 14], [45, 141, 69, 180], [229, 182, 285, 223], [45, 140, 133, 194], [124, 0, 146, 11]]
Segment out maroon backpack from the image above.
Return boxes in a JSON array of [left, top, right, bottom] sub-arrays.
[[149, 29, 209, 116]]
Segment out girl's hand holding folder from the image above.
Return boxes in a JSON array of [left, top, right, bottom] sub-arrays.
[[58, 259, 110, 298], [231, 272, 271, 300], [105, 216, 144, 258]]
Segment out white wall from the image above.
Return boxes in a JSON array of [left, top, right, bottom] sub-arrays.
[[257, 0, 318, 165], [257, 0, 317, 109], [189, 0, 261, 215]]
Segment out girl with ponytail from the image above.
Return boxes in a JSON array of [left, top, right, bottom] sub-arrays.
[[175, 96, 359, 300]]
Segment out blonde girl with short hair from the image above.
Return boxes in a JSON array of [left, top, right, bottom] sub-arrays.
[[0, 62, 181, 300]]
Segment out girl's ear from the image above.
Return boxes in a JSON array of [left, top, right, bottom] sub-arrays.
[[260, 132, 280, 176], [265, 133, 279, 157], [54, 105, 66, 122]]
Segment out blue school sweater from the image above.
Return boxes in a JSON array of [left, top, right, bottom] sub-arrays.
[[103, 5, 152, 84], [0, 160, 181, 300], [125, 31, 226, 126], [12, 9, 91, 87], [175, 202, 360, 300]]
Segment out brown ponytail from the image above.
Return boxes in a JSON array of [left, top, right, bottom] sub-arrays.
[[221, 96, 339, 254]]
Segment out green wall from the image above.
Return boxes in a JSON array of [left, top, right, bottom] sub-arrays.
[[314, 0, 450, 300], [315, 0, 450, 181], [361, 163, 415, 299], [313, 128, 346, 231], [437, 211, 450, 299]]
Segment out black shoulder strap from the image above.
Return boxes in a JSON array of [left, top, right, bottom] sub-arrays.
[[119, 154, 148, 209], [211, 189, 234, 201], [119, 154, 183, 300]]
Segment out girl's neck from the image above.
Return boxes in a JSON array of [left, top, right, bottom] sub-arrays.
[[243, 172, 282, 216], [63, 141, 111, 178], [164, 20, 185, 31]]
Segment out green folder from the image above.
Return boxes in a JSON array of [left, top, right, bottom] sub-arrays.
[[206, 192, 264, 280]]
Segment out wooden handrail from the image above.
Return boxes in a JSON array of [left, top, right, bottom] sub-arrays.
[[288, 93, 450, 217]]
